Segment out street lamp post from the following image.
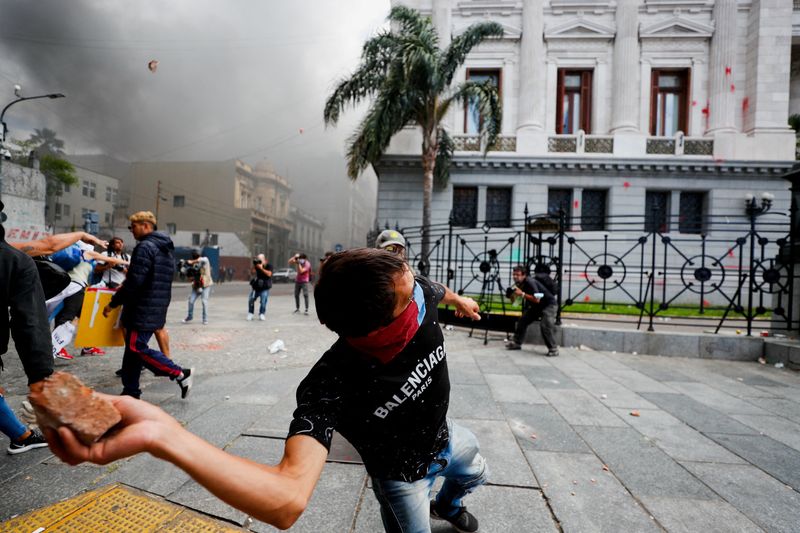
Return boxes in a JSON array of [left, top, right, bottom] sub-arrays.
[[0, 90, 65, 209], [743, 192, 775, 336]]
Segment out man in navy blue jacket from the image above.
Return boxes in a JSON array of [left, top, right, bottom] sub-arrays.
[[104, 211, 193, 399]]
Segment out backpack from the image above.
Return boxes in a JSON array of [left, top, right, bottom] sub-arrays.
[[49, 244, 83, 271]]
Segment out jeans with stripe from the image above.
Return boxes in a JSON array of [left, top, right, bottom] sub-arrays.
[[370, 420, 488, 533], [121, 329, 184, 398]]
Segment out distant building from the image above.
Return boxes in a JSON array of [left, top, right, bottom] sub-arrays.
[[289, 206, 325, 262], [47, 163, 119, 236]]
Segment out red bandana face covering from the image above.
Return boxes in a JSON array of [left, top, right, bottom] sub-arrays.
[[346, 284, 423, 364]]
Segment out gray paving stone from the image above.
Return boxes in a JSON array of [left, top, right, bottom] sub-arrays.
[[0, 443, 53, 485], [507, 350, 555, 368], [747, 397, 800, 425], [447, 359, 486, 385], [185, 401, 265, 447], [639, 393, 761, 435], [517, 365, 580, 389], [448, 384, 505, 420], [246, 385, 301, 438], [445, 485, 558, 533], [573, 378, 659, 409], [540, 389, 628, 427], [605, 369, 678, 393], [501, 402, 592, 454], [524, 450, 660, 533], [484, 373, 546, 404], [705, 433, 800, 490], [682, 462, 800, 533], [475, 353, 521, 375], [664, 381, 769, 415], [731, 414, 800, 452], [105, 453, 192, 497], [620, 360, 698, 382], [0, 462, 103, 521], [639, 496, 764, 533], [455, 418, 537, 488], [576, 350, 635, 372], [576, 426, 716, 499], [610, 408, 745, 464], [545, 355, 603, 380]]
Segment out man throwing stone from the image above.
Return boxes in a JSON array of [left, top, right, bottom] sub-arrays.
[[48, 248, 485, 532]]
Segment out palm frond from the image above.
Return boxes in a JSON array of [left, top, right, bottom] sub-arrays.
[[440, 22, 504, 87], [324, 32, 399, 125], [446, 80, 502, 152], [388, 5, 434, 39]]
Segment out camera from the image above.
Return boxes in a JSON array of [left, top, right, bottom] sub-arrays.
[[505, 287, 515, 299], [253, 258, 262, 265], [179, 259, 202, 278]]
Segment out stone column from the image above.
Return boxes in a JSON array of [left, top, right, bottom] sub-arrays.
[[517, 0, 546, 133], [432, 0, 452, 48], [707, 0, 737, 134], [610, 0, 640, 133]]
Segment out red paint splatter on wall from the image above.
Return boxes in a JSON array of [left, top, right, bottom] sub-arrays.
[[725, 66, 731, 75], [623, 181, 631, 188], [728, 250, 735, 258], [574, 200, 579, 209], [742, 97, 750, 113], [730, 84, 735, 93], [691, 100, 697, 107], [583, 295, 591, 303], [703, 299, 711, 307]]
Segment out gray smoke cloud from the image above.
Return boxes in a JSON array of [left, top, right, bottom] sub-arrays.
[[0, 0, 389, 244]]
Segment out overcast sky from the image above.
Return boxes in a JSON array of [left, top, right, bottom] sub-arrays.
[[0, 0, 390, 170]]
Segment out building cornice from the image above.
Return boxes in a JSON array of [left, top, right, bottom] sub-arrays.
[[376, 154, 795, 177]]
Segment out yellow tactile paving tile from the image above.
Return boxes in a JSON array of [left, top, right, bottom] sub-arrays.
[[1, 483, 246, 532]]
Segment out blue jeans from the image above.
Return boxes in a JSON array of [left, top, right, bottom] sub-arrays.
[[187, 286, 211, 322], [248, 289, 269, 315], [0, 394, 27, 441], [371, 420, 488, 533]]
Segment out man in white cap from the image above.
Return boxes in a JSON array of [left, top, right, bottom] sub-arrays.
[[375, 229, 406, 259]]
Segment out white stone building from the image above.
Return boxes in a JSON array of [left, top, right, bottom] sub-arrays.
[[379, 0, 796, 232]]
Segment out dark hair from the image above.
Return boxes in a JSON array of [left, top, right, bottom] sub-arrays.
[[315, 248, 407, 337], [110, 237, 123, 245], [512, 265, 527, 274], [299, 253, 308, 260]]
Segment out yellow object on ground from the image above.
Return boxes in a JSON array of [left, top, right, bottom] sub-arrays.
[[1, 483, 245, 532], [73, 288, 125, 347]]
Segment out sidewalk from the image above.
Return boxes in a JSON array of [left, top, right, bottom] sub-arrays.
[[1, 283, 799, 532]]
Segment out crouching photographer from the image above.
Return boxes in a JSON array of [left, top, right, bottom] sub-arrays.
[[248, 254, 272, 321], [180, 249, 213, 325], [506, 265, 559, 356]]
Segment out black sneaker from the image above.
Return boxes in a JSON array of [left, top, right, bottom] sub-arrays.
[[506, 342, 522, 350], [546, 350, 559, 357], [7, 428, 49, 455], [293, 309, 300, 314], [115, 368, 123, 378], [177, 368, 194, 399], [430, 501, 479, 533]]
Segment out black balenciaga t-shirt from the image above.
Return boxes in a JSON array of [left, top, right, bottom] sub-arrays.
[[287, 276, 449, 482]]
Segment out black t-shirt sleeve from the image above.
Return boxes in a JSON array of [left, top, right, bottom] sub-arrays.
[[418, 276, 446, 304], [287, 364, 341, 451]]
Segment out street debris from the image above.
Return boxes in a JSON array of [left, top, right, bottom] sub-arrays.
[[268, 339, 286, 354], [602, 465, 609, 472], [632, 351, 638, 355], [147, 59, 159, 73], [630, 410, 640, 417], [530, 434, 537, 440], [590, 478, 597, 484], [600, 394, 608, 400], [775, 362, 785, 369], [758, 357, 767, 365], [578, 344, 593, 351]]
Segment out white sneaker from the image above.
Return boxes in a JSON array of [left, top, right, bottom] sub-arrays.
[[259, 314, 266, 321], [246, 313, 253, 321]]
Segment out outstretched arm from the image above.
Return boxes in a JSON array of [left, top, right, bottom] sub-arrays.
[[45, 395, 328, 530], [11, 232, 107, 257], [438, 284, 481, 320]]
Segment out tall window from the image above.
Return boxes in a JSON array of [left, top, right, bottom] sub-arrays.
[[650, 69, 689, 136], [548, 188, 573, 228], [89, 182, 96, 199], [63, 204, 70, 217], [105, 186, 112, 202], [166, 223, 177, 235], [191, 233, 200, 246], [679, 191, 705, 234], [464, 69, 501, 134], [173, 195, 185, 207], [82, 181, 90, 197], [55, 203, 62, 219], [556, 69, 592, 134], [582, 189, 607, 231], [486, 187, 512, 228], [645, 191, 670, 233], [452, 186, 478, 227]]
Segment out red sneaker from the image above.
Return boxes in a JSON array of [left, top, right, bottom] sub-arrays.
[[80, 347, 106, 356], [55, 348, 74, 360]]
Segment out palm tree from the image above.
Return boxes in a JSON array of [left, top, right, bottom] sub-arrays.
[[29, 127, 65, 156], [324, 6, 503, 258]]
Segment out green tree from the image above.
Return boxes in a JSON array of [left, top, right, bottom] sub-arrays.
[[40, 154, 78, 194], [324, 6, 503, 258]]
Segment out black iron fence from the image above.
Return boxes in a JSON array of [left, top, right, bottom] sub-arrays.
[[391, 205, 798, 337]]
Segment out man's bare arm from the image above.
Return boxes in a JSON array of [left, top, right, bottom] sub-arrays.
[[11, 232, 107, 257], [438, 284, 481, 320]]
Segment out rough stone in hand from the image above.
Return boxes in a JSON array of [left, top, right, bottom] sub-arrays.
[[29, 371, 121, 445]]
